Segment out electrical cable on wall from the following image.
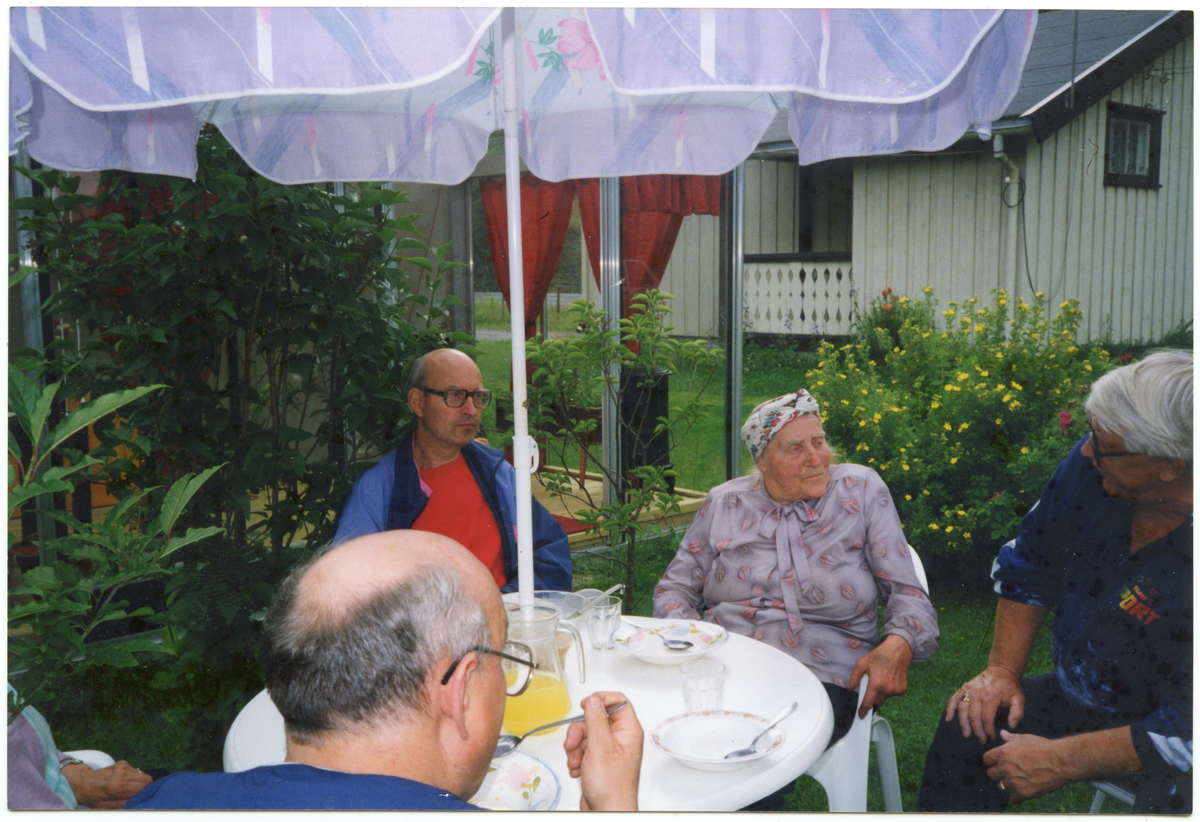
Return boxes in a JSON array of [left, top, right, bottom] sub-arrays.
[[1000, 174, 1037, 296]]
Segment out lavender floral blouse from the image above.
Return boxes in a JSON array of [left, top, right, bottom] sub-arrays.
[[653, 464, 939, 687]]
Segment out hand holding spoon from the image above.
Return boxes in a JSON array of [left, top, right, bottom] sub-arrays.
[[493, 701, 628, 757]]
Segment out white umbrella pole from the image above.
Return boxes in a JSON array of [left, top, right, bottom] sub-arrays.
[[501, 8, 536, 610]]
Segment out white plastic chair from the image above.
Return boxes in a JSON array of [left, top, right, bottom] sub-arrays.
[[804, 546, 928, 812], [1089, 779, 1136, 812], [222, 689, 287, 772], [63, 750, 115, 770]]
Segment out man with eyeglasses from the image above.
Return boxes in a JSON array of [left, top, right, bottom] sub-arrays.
[[334, 348, 571, 593], [919, 350, 1192, 813], [127, 531, 643, 809]]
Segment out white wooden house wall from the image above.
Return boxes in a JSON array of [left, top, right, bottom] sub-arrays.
[[574, 37, 1193, 344], [855, 36, 1193, 342], [1023, 36, 1193, 342]]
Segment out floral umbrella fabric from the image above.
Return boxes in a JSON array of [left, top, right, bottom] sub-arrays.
[[10, 8, 1036, 184], [9, 6, 1036, 600]]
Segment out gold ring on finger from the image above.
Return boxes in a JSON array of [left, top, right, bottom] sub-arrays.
[[959, 692, 971, 703]]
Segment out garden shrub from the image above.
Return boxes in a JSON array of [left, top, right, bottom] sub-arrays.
[[12, 127, 464, 768], [806, 287, 1109, 578]]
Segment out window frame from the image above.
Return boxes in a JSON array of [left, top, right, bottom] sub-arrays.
[[1103, 102, 1164, 190]]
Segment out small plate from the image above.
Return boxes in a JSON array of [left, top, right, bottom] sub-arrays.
[[651, 711, 785, 772], [469, 751, 562, 810], [502, 591, 588, 622], [611, 620, 728, 665]]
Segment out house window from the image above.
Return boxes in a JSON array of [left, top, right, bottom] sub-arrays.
[[1104, 102, 1163, 189]]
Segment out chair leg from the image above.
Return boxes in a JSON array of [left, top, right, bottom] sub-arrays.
[[810, 755, 870, 812], [1089, 790, 1106, 813], [870, 716, 903, 812]]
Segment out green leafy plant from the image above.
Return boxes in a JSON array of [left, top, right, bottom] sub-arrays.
[[805, 287, 1109, 577], [11, 126, 465, 758], [7, 365, 222, 718], [526, 290, 724, 610]]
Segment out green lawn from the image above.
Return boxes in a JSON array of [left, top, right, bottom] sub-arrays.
[[474, 336, 1113, 813]]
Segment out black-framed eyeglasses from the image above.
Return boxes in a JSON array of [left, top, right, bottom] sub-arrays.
[[1088, 425, 1140, 463], [422, 386, 492, 409], [440, 641, 535, 696]]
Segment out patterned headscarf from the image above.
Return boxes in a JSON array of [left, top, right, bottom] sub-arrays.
[[740, 389, 821, 462]]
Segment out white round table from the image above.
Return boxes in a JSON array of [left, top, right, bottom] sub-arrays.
[[520, 616, 834, 811], [223, 617, 833, 811]]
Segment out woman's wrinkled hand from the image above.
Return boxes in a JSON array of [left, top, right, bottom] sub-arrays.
[[563, 692, 643, 811], [847, 634, 913, 718], [61, 760, 152, 809], [945, 666, 1025, 744]]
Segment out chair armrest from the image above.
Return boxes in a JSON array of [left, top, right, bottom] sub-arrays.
[[62, 750, 116, 770]]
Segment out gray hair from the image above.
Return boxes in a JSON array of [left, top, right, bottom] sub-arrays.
[[405, 352, 431, 393], [1085, 349, 1192, 462], [260, 547, 490, 744]]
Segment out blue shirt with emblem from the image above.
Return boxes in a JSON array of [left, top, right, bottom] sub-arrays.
[[991, 437, 1192, 779]]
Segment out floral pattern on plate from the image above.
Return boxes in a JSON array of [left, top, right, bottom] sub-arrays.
[[612, 620, 728, 665], [469, 751, 561, 811]]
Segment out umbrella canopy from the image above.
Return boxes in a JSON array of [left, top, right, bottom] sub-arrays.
[[11, 8, 1035, 182], [10, 7, 1037, 603]]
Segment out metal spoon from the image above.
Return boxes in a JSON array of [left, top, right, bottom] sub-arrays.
[[723, 701, 798, 759], [564, 583, 625, 620], [652, 631, 695, 650], [622, 621, 694, 650], [493, 701, 628, 757]]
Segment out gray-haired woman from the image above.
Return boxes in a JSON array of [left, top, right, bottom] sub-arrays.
[[918, 349, 1193, 814], [653, 389, 939, 748]]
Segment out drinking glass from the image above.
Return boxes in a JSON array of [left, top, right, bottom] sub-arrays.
[[681, 659, 725, 712], [585, 595, 621, 650]]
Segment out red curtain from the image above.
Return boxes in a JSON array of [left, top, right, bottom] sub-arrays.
[[479, 176, 577, 340], [577, 175, 721, 319]]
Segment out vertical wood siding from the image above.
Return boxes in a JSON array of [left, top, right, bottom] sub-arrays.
[[576, 38, 1191, 343], [853, 37, 1192, 342]]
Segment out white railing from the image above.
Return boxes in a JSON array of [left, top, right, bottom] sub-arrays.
[[744, 260, 856, 336]]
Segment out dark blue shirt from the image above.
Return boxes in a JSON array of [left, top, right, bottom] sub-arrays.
[[992, 438, 1192, 778], [125, 763, 480, 810]]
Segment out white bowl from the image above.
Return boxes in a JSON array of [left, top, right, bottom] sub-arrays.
[[611, 620, 728, 665], [651, 711, 785, 772], [501, 591, 588, 621]]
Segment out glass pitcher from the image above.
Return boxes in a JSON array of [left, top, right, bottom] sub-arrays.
[[503, 603, 585, 736]]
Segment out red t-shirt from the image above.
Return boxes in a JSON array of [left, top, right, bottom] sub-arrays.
[[412, 454, 506, 588]]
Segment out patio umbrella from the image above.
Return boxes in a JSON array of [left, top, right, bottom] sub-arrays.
[[10, 7, 1037, 606]]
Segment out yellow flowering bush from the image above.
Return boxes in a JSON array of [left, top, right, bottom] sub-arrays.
[[809, 288, 1109, 569]]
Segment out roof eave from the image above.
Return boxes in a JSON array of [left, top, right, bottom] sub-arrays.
[[1022, 10, 1193, 143]]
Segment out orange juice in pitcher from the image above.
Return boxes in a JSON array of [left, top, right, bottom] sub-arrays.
[[503, 670, 572, 736], [503, 602, 585, 736]]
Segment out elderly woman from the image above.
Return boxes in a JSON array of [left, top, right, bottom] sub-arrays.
[[653, 389, 939, 742], [917, 350, 1192, 814]]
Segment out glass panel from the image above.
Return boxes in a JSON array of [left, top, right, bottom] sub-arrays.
[[1109, 121, 1128, 174], [1132, 122, 1151, 176], [1108, 119, 1152, 177]]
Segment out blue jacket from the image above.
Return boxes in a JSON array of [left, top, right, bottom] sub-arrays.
[[334, 433, 572, 592], [126, 764, 479, 810], [992, 437, 1192, 783]]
